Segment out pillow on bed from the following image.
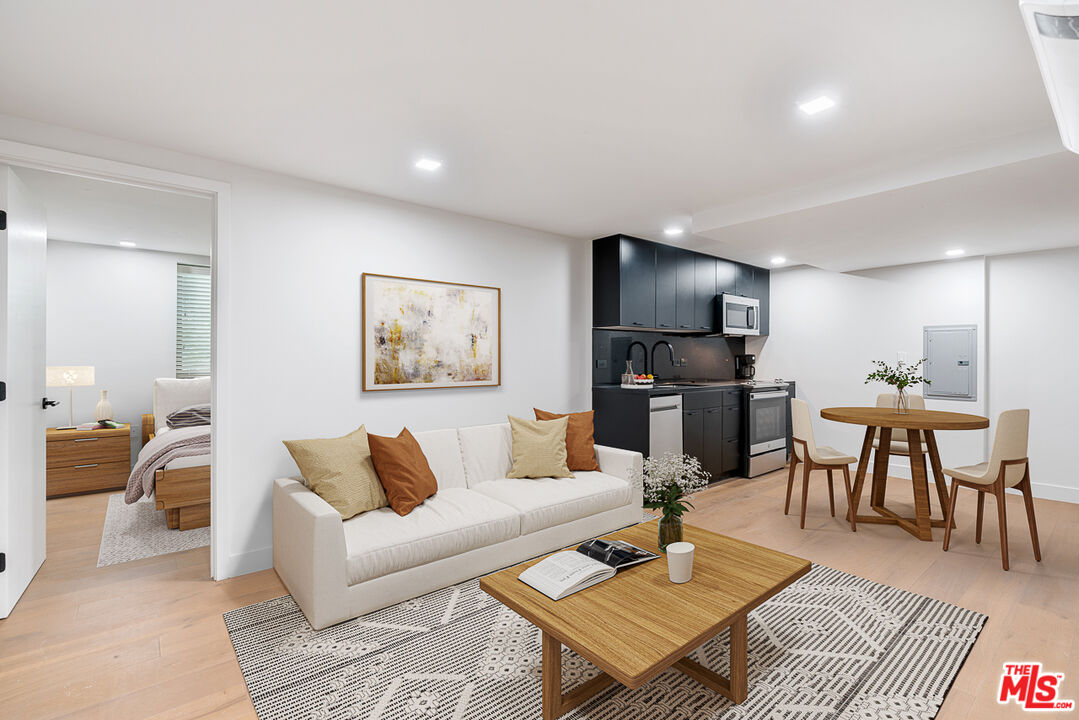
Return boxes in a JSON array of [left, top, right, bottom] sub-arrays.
[[166, 404, 212, 429], [283, 425, 388, 519]]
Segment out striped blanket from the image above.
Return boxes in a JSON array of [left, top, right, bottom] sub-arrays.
[[125, 425, 211, 503]]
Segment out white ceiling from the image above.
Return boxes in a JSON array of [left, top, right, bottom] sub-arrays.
[[14, 168, 212, 256], [0, 1, 1073, 270]]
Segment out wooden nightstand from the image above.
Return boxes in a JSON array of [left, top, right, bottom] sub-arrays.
[[46, 424, 131, 498]]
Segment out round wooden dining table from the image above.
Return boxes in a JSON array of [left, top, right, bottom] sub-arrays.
[[820, 407, 989, 541]]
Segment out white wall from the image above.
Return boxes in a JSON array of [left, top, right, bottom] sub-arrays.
[[988, 247, 1079, 503], [45, 240, 210, 463], [753, 259, 988, 481], [0, 114, 593, 577]]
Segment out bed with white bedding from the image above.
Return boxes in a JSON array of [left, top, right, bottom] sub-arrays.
[[131, 377, 212, 530]]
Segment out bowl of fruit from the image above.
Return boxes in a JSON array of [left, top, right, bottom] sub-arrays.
[[621, 373, 654, 389]]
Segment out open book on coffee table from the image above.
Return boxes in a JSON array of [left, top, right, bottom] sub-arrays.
[[518, 538, 659, 600]]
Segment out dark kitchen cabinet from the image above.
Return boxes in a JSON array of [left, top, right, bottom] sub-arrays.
[[593, 235, 656, 329], [655, 243, 677, 330], [593, 234, 766, 333], [683, 409, 704, 465], [675, 249, 696, 331], [694, 254, 717, 331], [703, 407, 724, 478], [683, 388, 743, 480]]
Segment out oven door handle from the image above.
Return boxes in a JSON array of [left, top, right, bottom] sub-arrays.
[[749, 390, 789, 400]]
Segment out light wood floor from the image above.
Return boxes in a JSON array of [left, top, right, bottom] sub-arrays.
[[1, 469, 1076, 719]]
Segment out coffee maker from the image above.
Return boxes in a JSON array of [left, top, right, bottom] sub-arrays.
[[735, 354, 756, 379]]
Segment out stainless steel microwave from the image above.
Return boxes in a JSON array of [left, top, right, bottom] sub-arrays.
[[720, 293, 760, 335]]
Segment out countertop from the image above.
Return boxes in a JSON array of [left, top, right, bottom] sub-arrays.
[[592, 379, 795, 395]]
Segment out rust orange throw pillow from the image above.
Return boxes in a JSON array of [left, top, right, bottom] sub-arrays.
[[533, 408, 600, 472], [367, 428, 438, 515]]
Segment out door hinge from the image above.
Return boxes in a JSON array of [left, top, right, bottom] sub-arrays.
[[0, 552, 5, 573], [0, 210, 6, 231]]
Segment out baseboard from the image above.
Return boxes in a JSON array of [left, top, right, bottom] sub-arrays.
[[219, 546, 273, 580], [1028, 482, 1079, 504]]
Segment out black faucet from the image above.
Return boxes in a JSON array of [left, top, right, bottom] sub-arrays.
[[626, 340, 648, 375], [651, 341, 675, 378]]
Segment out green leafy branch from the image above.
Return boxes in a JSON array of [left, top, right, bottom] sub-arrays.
[[864, 358, 930, 389]]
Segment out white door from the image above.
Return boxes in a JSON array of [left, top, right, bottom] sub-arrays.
[[0, 165, 48, 618]]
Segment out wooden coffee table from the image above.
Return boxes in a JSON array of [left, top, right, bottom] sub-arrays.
[[479, 520, 811, 719]]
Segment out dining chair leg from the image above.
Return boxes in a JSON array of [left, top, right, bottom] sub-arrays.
[[784, 458, 798, 515], [826, 468, 835, 517], [942, 481, 959, 552], [994, 479, 1010, 571], [841, 465, 856, 532], [975, 492, 984, 544], [800, 459, 811, 530], [1019, 473, 1042, 562]]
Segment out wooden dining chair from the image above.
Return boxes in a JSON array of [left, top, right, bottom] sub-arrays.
[[786, 398, 857, 531], [942, 409, 1040, 571]]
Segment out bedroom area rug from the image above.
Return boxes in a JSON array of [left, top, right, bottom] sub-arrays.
[[96, 493, 210, 567], [224, 565, 986, 720]]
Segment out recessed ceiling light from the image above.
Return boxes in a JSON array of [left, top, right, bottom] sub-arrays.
[[414, 157, 442, 172], [945, 248, 965, 257], [771, 256, 787, 265], [119, 241, 136, 247], [798, 95, 836, 116], [663, 227, 684, 238]]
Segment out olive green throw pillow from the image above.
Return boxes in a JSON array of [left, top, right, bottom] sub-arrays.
[[283, 425, 388, 519], [506, 415, 574, 479]]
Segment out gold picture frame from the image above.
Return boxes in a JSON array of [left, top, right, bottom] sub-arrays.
[[362, 273, 502, 391]]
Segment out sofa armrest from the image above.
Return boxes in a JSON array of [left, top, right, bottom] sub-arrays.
[[594, 444, 643, 507], [273, 478, 349, 629]]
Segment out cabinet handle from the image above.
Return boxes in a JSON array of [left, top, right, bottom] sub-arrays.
[[74, 463, 99, 469], [74, 438, 99, 442], [631, 322, 644, 326]]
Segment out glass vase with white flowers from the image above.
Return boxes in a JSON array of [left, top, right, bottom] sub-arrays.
[[637, 452, 711, 551]]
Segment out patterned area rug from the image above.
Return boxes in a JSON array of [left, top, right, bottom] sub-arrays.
[[96, 493, 210, 567], [225, 565, 985, 720]]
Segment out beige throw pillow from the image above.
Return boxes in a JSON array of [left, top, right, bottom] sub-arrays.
[[283, 425, 388, 519], [506, 415, 574, 479]]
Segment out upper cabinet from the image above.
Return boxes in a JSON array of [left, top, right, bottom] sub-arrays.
[[593, 235, 656, 329], [654, 243, 678, 330], [694, 254, 717, 330], [593, 234, 770, 334]]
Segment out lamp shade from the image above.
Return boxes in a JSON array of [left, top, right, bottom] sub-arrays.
[[46, 366, 95, 387]]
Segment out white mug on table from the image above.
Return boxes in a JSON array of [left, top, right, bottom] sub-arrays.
[[666, 542, 694, 583]]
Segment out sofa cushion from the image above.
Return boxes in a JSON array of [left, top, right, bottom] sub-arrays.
[[506, 415, 573, 479], [342, 487, 520, 585], [534, 408, 600, 471], [412, 428, 467, 490], [368, 428, 439, 516], [457, 423, 513, 487], [282, 425, 387, 519], [471, 471, 633, 534]]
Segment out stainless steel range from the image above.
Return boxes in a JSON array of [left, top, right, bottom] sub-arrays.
[[745, 380, 791, 477]]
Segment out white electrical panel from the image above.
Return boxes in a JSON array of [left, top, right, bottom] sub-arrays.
[[923, 325, 977, 400]]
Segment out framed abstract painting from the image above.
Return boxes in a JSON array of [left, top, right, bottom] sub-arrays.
[[362, 273, 501, 391]]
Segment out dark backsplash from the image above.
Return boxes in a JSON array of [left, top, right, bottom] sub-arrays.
[[592, 329, 745, 385]]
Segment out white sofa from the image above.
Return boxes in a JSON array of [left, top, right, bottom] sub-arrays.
[[273, 421, 643, 629]]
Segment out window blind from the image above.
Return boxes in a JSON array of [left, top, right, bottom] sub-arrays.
[[176, 263, 211, 379]]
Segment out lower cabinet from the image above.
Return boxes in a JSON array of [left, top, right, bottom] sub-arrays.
[[683, 389, 743, 481]]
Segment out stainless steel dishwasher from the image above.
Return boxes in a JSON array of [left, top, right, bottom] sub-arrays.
[[648, 394, 683, 458]]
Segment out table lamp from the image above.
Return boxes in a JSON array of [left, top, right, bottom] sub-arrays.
[[46, 366, 95, 428]]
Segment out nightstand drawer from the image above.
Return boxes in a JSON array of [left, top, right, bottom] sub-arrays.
[[46, 461, 129, 497], [47, 436, 129, 468]]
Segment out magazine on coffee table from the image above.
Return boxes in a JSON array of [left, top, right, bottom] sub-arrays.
[[518, 538, 659, 600]]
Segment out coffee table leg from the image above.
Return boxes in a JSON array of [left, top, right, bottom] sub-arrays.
[[672, 615, 749, 703], [541, 631, 616, 720]]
